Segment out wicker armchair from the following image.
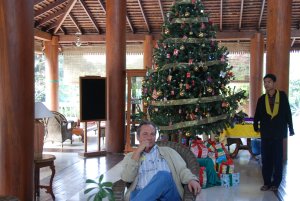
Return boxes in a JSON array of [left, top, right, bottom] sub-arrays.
[[112, 141, 200, 201], [44, 111, 76, 147]]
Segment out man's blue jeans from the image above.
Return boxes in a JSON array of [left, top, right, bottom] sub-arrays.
[[130, 171, 181, 201]]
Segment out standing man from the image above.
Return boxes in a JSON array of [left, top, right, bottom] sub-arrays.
[[254, 73, 295, 191], [121, 120, 201, 201]]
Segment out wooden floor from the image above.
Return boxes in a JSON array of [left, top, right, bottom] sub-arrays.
[[38, 133, 299, 201]]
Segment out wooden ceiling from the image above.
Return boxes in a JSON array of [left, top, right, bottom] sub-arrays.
[[34, 0, 300, 49]]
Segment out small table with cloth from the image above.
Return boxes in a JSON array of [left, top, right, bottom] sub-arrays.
[[220, 124, 261, 158]]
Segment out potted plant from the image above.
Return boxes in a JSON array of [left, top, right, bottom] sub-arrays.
[[84, 174, 115, 201]]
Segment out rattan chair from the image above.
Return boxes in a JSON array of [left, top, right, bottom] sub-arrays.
[[112, 141, 200, 201], [44, 111, 76, 147]]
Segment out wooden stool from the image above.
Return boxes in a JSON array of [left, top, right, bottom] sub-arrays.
[[34, 154, 56, 200]]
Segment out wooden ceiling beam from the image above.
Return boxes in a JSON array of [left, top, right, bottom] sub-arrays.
[[68, 13, 82, 34], [126, 15, 135, 33], [34, 28, 52, 41], [291, 38, 296, 47], [58, 31, 259, 43], [79, 0, 100, 33], [34, 0, 67, 18], [258, 0, 266, 30], [53, 0, 77, 34], [239, 0, 244, 31], [96, 0, 106, 13], [36, 9, 65, 27], [37, 29, 300, 43], [158, 0, 165, 22], [137, 0, 150, 33], [34, 0, 45, 5], [220, 0, 223, 32]]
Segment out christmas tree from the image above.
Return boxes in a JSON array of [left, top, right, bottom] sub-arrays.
[[141, 0, 246, 141]]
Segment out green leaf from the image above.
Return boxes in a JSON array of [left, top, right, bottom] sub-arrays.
[[86, 179, 98, 184], [84, 187, 98, 194], [98, 174, 104, 183], [101, 182, 113, 187]]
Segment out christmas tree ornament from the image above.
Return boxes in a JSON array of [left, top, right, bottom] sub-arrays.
[[185, 11, 190, 17], [143, 102, 148, 107], [173, 49, 179, 55], [198, 32, 204, 37], [157, 90, 163, 97], [207, 87, 213, 93], [186, 72, 191, 78], [186, 83, 190, 89], [164, 28, 170, 34], [180, 90, 185, 96], [167, 75, 172, 82], [180, 45, 185, 50], [189, 31, 193, 35], [193, 66, 199, 71]]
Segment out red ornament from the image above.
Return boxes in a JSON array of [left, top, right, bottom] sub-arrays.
[[186, 72, 191, 78], [186, 83, 190, 89], [173, 49, 179, 56]]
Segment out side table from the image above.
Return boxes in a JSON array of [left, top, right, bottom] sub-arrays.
[[34, 154, 56, 200]]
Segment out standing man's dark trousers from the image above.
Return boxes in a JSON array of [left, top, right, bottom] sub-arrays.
[[261, 138, 283, 188]]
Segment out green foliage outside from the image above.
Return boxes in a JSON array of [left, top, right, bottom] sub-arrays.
[[141, 0, 247, 139]]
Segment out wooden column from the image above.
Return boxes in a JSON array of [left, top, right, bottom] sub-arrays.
[[44, 36, 59, 111], [143, 35, 153, 69], [249, 33, 264, 117], [266, 0, 292, 93], [106, 0, 126, 153], [0, 0, 34, 200], [266, 0, 292, 161]]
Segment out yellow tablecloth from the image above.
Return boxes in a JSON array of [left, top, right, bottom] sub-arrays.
[[220, 124, 260, 144]]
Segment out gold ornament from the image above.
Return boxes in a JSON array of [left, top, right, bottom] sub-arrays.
[[154, 107, 159, 112], [193, 66, 199, 71], [198, 32, 204, 37], [189, 31, 193, 35], [180, 90, 185, 96], [164, 28, 170, 34], [180, 45, 185, 50], [207, 87, 213, 93], [143, 102, 148, 107], [184, 11, 190, 17], [157, 90, 163, 96], [185, 132, 191, 137]]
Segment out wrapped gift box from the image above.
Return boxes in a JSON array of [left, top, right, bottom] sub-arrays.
[[220, 173, 240, 187], [190, 140, 208, 158]]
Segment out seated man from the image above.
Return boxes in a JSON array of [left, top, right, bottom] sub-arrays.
[[121, 121, 201, 201]]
